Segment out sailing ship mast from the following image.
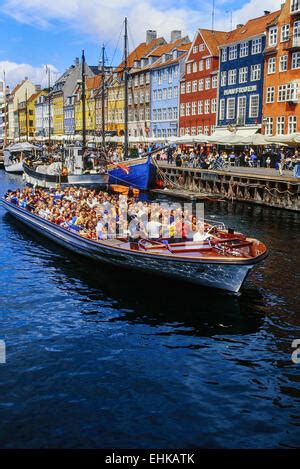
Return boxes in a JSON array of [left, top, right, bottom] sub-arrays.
[[25, 88, 28, 142], [81, 50, 86, 150], [124, 17, 129, 160], [3, 71, 8, 147], [47, 66, 51, 149], [101, 44, 106, 150]]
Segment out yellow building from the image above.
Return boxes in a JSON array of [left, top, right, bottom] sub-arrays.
[[52, 91, 64, 135], [18, 91, 44, 138], [74, 76, 101, 133], [107, 77, 125, 136]]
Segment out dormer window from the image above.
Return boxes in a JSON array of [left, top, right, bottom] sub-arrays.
[[269, 26, 278, 47]]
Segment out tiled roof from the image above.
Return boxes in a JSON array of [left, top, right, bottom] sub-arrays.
[[115, 37, 166, 72], [86, 75, 102, 90], [27, 91, 42, 102], [147, 38, 186, 57], [199, 30, 229, 56], [221, 10, 280, 45]]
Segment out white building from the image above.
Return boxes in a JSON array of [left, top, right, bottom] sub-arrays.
[[35, 93, 53, 137]]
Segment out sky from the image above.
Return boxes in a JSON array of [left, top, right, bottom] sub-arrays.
[[0, 0, 283, 88]]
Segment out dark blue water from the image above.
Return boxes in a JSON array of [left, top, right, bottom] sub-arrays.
[[0, 169, 299, 449]]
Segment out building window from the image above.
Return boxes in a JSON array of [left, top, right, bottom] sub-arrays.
[[199, 60, 204, 71], [240, 42, 249, 57], [239, 67, 248, 84], [206, 58, 211, 69], [276, 116, 285, 134], [199, 43, 205, 51], [249, 94, 259, 118], [191, 126, 197, 136], [251, 64, 261, 81], [269, 27, 278, 47], [268, 57, 276, 74], [211, 98, 217, 113], [186, 82, 191, 93], [291, 1, 300, 13], [286, 82, 298, 101], [228, 69, 237, 85], [180, 127, 185, 136], [264, 117, 273, 136], [180, 104, 185, 117], [192, 80, 197, 92], [198, 100, 203, 115], [212, 75, 218, 88], [278, 84, 287, 102], [181, 83, 185, 94], [226, 97, 235, 120], [252, 37, 262, 54], [266, 86, 275, 103], [281, 24, 290, 42], [204, 99, 210, 114], [187, 63, 192, 74], [229, 45, 237, 60], [236, 96, 246, 125], [173, 86, 178, 98], [198, 79, 204, 91], [221, 48, 227, 62], [192, 101, 197, 115], [197, 126, 203, 135], [186, 103, 190, 116], [205, 77, 211, 89], [193, 62, 197, 73], [221, 71, 227, 86], [279, 55, 288, 72], [204, 126, 210, 135], [288, 116, 297, 134], [219, 99, 225, 121], [185, 127, 190, 135], [292, 52, 300, 69], [193, 45, 198, 53]]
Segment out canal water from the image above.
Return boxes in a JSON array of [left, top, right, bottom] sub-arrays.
[[0, 169, 299, 449]]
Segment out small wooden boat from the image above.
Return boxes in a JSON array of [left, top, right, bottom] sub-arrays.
[[110, 184, 140, 197], [1, 197, 268, 293]]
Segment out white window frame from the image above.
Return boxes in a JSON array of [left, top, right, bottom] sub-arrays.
[[249, 94, 259, 118], [240, 42, 249, 57], [226, 97, 235, 120]]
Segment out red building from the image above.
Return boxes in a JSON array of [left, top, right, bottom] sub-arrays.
[[179, 29, 228, 136]]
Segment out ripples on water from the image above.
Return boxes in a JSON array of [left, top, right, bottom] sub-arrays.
[[0, 170, 299, 448]]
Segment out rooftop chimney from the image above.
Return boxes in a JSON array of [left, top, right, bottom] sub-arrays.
[[75, 57, 80, 66], [146, 30, 157, 44], [171, 30, 181, 42], [264, 10, 270, 15], [24, 76, 28, 80]]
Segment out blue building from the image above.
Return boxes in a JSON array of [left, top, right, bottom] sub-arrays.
[[217, 11, 280, 133], [150, 44, 190, 138]]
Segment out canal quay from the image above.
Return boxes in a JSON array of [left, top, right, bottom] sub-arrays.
[[155, 163, 300, 211], [0, 168, 299, 450]]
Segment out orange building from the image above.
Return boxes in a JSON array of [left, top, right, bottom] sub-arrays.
[[263, 0, 300, 136]]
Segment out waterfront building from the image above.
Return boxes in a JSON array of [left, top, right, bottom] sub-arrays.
[[179, 29, 227, 137], [107, 76, 125, 136], [124, 30, 166, 138], [151, 42, 191, 138], [263, 0, 300, 136], [128, 31, 190, 138], [94, 77, 108, 136], [74, 75, 101, 134], [51, 58, 96, 136], [35, 92, 53, 137], [7, 78, 37, 139], [217, 10, 280, 136], [0, 80, 9, 141]]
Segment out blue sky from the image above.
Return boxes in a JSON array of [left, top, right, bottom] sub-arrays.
[[0, 0, 282, 87]]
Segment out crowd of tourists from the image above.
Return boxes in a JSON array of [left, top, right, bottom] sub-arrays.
[[156, 146, 300, 174], [5, 187, 210, 243]]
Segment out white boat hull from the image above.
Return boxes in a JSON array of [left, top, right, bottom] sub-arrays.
[[4, 161, 23, 174], [1, 199, 259, 293]]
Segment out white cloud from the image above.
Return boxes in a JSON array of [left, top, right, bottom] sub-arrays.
[[2, 0, 285, 45], [0, 61, 59, 88]]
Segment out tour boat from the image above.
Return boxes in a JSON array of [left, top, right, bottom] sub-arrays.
[[4, 142, 39, 174], [1, 197, 268, 293]]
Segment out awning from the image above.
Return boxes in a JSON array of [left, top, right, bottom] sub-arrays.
[[266, 133, 300, 145]]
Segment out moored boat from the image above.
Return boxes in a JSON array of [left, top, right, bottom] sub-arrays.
[[1, 195, 268, 293]]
